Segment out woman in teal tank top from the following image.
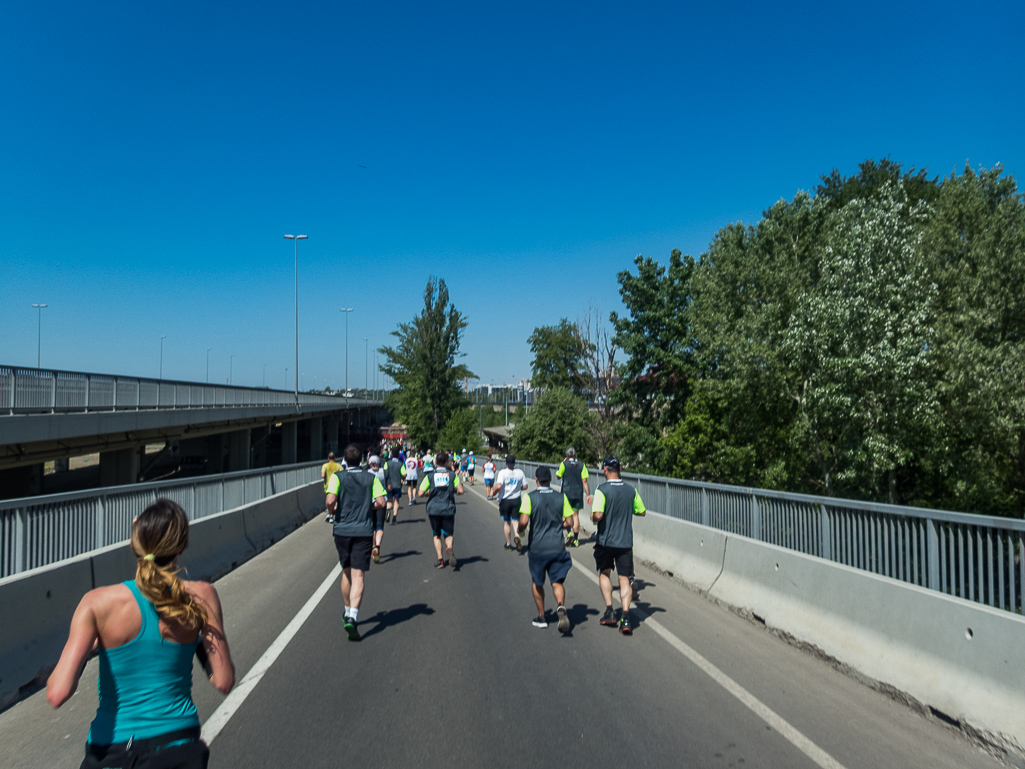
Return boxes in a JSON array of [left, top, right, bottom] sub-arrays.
[[48, 499, 236, 769]]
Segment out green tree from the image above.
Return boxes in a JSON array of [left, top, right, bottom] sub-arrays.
[[782, 182, 938, 500], [437, 407, 484, 455], [528, 319, 588, 393], [380, 278, 474, 448], [512, 388, 592, 464]]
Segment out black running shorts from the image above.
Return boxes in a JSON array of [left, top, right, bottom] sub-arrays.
[[499, 497, 520, 521], [334, 535, 373, 571], [429, 515, 455, 537], [593, 544, 634, 577]]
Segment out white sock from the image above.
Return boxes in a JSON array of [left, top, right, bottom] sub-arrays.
[[349, 607, 359, 621], [344, 606, 351, 617]]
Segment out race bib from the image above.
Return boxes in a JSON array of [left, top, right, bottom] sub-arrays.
[[435, 473, 451, 487]]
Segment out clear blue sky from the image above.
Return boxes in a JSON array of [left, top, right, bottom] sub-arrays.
[[2, 1, 1022, 390]]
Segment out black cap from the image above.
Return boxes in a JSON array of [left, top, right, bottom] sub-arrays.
[[603, 455, 621, 470], [534, 466, 552, 483], [505, 455, 516, 466]]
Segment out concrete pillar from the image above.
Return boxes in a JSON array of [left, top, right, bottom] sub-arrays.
[[326, 415, 340, 454], [308, 417, 323, 461], [0, 464, 44, 499], [282, 421, 298, 465], [52, 458, 70, 473], [250, 426, 269, 468], [227, 429, 250, 472], [99, 447, 142, 487]]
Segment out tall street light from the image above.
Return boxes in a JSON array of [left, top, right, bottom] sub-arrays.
[[159, 335, 167, 379], [229, 354, 235, 385], [340, 308, 353, 396], [284, 234, 307, 411], [31, 304, 47, 368], [364, 337, 368, 393], [206, 348, 212, 383]]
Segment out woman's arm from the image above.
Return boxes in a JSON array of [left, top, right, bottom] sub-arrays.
[[189, 582, 235, 694], [47, 594, 100, 708]]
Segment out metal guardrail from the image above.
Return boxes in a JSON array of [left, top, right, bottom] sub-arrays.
[[513, 459, 1025, 616], [0, 461, 323, 578], [0, 365, 378, 414]]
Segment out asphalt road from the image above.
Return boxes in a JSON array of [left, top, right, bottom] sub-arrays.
[[0, 481, 1007, 769]]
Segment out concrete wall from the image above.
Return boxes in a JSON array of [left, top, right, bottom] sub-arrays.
[[0, 481, 323, 710], [632, 512, 1025, 754]]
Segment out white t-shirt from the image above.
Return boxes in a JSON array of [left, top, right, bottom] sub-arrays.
[[404, 456, 419, 480], [483, 461, 497, 480], [495, 468, 527, 500]]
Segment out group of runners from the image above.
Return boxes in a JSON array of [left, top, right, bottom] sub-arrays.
[[46, 442, 644, 769], [321, 443, 645, 641]]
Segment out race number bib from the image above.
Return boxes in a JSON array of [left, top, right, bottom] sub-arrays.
[[435, 472, 451, 487]]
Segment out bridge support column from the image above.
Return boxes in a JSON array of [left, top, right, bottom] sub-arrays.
[[308, 417, 323, 460], [227, 430, 250, 472], [99, 447, 142, 487], [326, 415, 340, 455], [250, 426, 270, 468], [282, 421, 297, 465], [0, 464, 44, 499]]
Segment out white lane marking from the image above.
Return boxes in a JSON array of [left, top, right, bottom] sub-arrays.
[[569, 558, 846, 769], [201, 564, 342, 745]]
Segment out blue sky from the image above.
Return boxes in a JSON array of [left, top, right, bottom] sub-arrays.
[[2, 1, 1022, 390]]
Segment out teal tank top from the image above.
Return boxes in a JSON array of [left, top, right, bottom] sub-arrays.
[[87, 580, 200, 745]]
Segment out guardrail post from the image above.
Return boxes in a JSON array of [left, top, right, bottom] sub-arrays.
[[819, 504, 831, 561], [95, 496, 106, 550], [85, 374, 91, 412], [14, 507, 26, 574], [750, 494, 761, 541], [927, 518, 941, 591], [50, 371, 57, 412], [701, 488, 709, 526]]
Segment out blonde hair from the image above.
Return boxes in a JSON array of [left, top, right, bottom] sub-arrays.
[[131, 498, 208, 630]]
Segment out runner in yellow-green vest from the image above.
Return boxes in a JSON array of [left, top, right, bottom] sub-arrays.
[[556, 447, 592, 547]]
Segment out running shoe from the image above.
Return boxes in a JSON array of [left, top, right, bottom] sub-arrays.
[[372, 546, 381, 564], [565, 534, 575, 547], [599, 606, 617, 626], [503, 543, 514, 551], [325, 513, 334, 523], [532, 615, 549, 628], [514, 536, 522, 554], [435, 558, 446, 568], [556, 605, 570, 633], [446, 546, 457, 569], [344, 617, 361, 642], [619, 615, 633, 635]]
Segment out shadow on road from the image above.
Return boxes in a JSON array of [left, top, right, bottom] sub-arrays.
[[359, 603, 436, 640], [380, 549, 421, 564], [394, 518, 426, 525], [632, 601, 666, 627], [563, 603, 601, 635], [451, 555, 489, 571]]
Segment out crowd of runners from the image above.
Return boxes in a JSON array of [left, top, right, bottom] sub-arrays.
[[320, 442, 645, 640], [47, 441, 643, 768]]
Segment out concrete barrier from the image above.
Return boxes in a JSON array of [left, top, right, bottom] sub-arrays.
[[632, 514, 1025, 754], [633, 512, 727, 592], [0, 555, 94, 709], [0, 481, 322, 709]]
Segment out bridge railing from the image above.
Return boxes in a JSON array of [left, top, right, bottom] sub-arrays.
[[0, 365, 375, 414], [0, 461, 323, 578], [513, 459, 1025, 616]]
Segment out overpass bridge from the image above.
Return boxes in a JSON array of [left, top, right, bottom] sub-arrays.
[[0, 476, 1015, 769], [0, 365, 387, 497]]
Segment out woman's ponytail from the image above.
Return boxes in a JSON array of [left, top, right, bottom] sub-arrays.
[[132, 499, 208, 630]]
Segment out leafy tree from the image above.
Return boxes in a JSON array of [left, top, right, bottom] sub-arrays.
[[816, 157, 940, 214], [437, 407, 483, 455], [380, 278, 474, 448], [528, 319, 588, 393], [782, 182, 938, 500], [512, 388, 592, 464]]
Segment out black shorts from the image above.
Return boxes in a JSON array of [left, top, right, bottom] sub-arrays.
[[406, 478, 418, 487], [374, 506, 388, 529], [467, 468, 475, 477], [334, 535, 373, 571], [429, 515, 455, 537], [499, 498, 520, 521], [565, 495, 584, 511], [594, 544, 634, 577], [81, 736, 208, 769], [387, 488, 402, 500]]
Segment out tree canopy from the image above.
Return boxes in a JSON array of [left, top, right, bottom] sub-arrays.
[[528, 319, 588, 393], [379, 278, 474, 448]]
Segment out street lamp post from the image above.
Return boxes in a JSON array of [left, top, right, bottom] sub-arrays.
[[31, 304, 47, 368], [284, 234, 307, 411], [206, 348, 212, 383], [159, 335, 166, 379], [229, 354, 234, 385], [340, 308, 353, 396], [364, 337, 368, 394]]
